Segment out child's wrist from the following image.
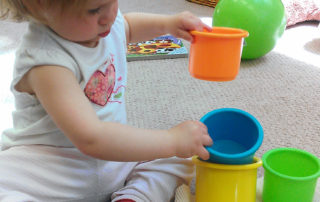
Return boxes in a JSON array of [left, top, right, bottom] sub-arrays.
[[166, 128, 178, 157], [162, 15, 175, 35]]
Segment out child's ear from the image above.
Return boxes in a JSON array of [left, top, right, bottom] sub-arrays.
[[22, 0, 44, 10], [36, 0, 48, 11], [21, 0, 49, 23], [37, 0, 45, 7]]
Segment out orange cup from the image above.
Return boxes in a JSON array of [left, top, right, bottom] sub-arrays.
[[189, 27, 249, 81]]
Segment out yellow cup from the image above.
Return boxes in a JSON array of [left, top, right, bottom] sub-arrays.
[[192, 156, 262, 202]]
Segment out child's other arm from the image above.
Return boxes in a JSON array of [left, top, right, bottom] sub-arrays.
[[23, 66, 212, 161], [123, 12, 212, 43]]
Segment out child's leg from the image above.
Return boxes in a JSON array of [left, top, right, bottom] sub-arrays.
[[0, 145, 101, 201], [0, 145, 129, 201], [111, 157, 194, 202], [0, 189, 38, 202]]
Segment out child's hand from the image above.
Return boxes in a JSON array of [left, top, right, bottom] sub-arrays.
[[168, 120, 213, 160], [167, 11, 212, 42]]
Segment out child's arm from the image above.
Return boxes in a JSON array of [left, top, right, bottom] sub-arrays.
[[123, 11, 212, 43], [20, 65, 212, 162]]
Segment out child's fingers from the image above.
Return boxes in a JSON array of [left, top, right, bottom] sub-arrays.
[[192, 16, 212, 32], [203, 135, 213, 146], [203, 23, 213, 31], [177, 29, 193, 42], [198, 121, 208, 132], [191, 18, 205, 32], [198, 147, 210, 160], [193, 121, 208, 135]]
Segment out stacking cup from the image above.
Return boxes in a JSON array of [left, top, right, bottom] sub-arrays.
[[189, 27, 248, 81], [193, 156, 262, 202], [200, 108, 263, 164], [262, 148, 320, 202]]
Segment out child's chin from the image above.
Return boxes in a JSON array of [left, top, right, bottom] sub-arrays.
[[76, 39, 99, 47]]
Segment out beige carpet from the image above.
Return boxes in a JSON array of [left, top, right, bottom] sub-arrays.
[[0, 0, 319, 199], [120, 0, 320, 162]]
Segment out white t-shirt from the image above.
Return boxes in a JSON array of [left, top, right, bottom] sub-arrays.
[[2, 10, 127, 150]]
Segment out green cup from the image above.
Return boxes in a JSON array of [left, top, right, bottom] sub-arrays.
[[262, 148, 320, 202]]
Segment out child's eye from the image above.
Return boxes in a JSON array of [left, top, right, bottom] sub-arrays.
[[88, 7, 101, 15]]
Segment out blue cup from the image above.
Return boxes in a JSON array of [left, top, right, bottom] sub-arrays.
[[200, 108, 263, 164]]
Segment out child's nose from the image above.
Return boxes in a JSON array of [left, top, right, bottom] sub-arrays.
[[98, 15, 109, 26]]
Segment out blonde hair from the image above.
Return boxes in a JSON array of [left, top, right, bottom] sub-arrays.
[[0, 0, 89, 22]]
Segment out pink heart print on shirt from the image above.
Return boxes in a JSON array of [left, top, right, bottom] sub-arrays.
[[84, 64, 115, 106]]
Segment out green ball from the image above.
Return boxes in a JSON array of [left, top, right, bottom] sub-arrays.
[[213, 0, 286, 59]]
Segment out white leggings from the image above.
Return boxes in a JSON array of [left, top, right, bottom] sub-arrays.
[[0, 145, 193, 202]]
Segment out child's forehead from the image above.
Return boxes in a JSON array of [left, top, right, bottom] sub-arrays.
[[87, 0, 116, 7]]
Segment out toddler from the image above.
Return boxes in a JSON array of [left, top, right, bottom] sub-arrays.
[[0, 0, 213, 201]]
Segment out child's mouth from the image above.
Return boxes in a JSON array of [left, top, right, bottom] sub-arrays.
[[99, 30, 110, 37]]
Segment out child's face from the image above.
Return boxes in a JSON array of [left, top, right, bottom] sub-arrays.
[[46, 0, 119, 47]]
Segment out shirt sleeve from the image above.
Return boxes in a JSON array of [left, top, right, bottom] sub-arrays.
[[13, 47, 80, 89]]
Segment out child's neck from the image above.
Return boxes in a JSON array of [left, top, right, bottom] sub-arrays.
[[43, 23, 100, 48], [77, 40, 99, 48]]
